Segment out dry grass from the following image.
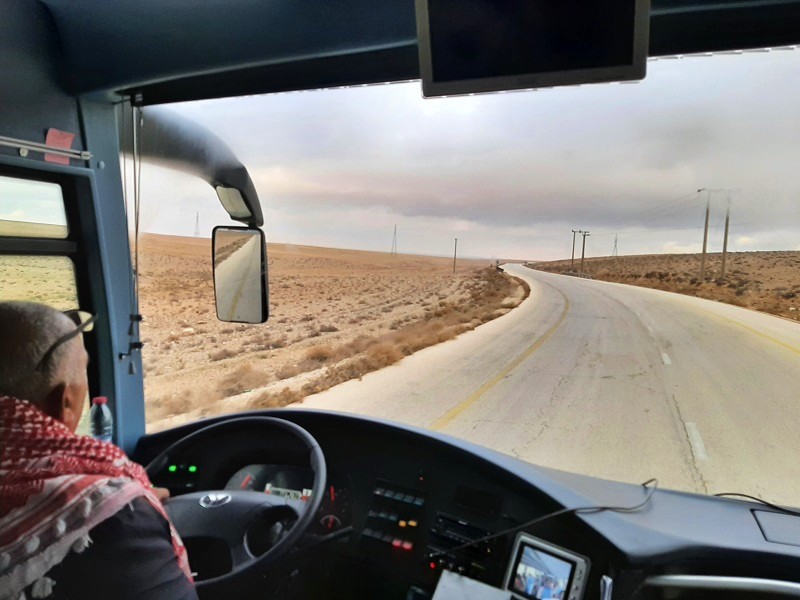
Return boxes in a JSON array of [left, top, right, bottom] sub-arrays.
[[217, 363, 271, 396], [208, 348, 237, 361], [305, 344, 337, 363], [269, 267, 526, 403], [248, 387, 304, 410]]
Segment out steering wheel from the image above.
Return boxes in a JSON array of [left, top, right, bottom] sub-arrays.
[[145, 417, 327, 591]]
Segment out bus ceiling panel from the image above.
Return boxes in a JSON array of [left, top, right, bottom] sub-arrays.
[[1, 1, 85, 154], [39, 0, 417, 96], [126, 44, 421, 107], [36, 0, 800, 104], [650, 0, 800, 56]]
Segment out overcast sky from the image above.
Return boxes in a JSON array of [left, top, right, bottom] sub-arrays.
[[129, 50, 799, 260]]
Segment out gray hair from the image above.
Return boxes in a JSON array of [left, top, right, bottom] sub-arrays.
[[0, 301, 77, 405]]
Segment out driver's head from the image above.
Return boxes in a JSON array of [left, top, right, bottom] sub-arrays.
[[0, 301, 89, 432]]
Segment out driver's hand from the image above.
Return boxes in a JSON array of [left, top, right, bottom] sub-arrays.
[[152, 486, 171, 502]]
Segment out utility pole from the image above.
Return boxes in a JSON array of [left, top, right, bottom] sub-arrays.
[[698, 187, 734, 280], [194, 211, 200, 237], [391, 225, 397, 257], [698, 188, 711, 281], [580, 231, 590, 273], [453, 238, 458, 273], [571, 230, 578, 269], [612, 234, 618, 258], [721, 195, 731, 278], [571, 230, 587, 270]]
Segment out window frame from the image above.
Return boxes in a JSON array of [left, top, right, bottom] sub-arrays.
[[0, 163, 99, 401]]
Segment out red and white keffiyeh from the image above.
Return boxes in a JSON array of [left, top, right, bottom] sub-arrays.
[[0, 396, 191, 599]]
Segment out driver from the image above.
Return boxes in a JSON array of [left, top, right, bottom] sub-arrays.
[[0, 301, 197, 600]]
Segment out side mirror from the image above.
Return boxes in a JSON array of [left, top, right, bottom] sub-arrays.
[[212, 226, 269, 323]]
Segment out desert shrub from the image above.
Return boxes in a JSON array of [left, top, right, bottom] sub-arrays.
[[208, 348, 236, 361], [319, 324, 339, 333], [365, 343, 404, 368], [248, 387, 304, 410], [270, 335, 288, 349], [217, 363, 270, 397], [276, 363, 303, 380], [305, 344, 336, 362]]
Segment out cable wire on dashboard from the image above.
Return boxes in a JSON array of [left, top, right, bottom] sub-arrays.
[[426, 478, 659, 560], [712, 492, 800, 517]]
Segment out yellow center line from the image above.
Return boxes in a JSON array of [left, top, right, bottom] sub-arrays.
[[224, 240, 256, 320], [430, 289, 570, 432], [695, 306, 800, 358]]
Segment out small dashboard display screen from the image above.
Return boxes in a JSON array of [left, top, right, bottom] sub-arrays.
[[510, 544, 574, 599], [264, 483, 313, 501], [225, 464, 313, 501]]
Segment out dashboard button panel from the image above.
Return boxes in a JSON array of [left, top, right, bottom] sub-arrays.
[[362, 479, 427, 555]]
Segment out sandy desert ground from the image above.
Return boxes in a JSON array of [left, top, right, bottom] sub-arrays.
[[137, 234, 527, 431], [529, 250, 800, 320]]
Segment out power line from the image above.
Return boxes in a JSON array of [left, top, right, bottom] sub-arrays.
[[589, 224, 747, 237], [623, 191, 701, 222]]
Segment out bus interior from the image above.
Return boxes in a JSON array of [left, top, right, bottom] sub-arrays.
[[2, 1, 800, 599]]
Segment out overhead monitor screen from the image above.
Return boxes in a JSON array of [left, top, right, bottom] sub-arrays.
[[416, 0, 650, 97], [505, 534, 589, 600]]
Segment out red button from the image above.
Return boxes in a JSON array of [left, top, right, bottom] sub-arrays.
[[402, 541, 413, 551], [391, 538, 402, 548]]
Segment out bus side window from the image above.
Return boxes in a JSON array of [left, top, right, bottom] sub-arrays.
[[0, 174, 79, 309]]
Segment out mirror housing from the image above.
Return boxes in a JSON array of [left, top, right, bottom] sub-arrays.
[[212, 226, 269, 323], [135, 106, 264, 227]]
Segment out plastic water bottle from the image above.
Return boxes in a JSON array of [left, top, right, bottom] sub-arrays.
[[90, 396, 113, 443]]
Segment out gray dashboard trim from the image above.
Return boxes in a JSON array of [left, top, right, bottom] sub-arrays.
[[645, 575, 800, 596]]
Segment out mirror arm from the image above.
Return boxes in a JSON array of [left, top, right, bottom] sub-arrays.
[[129, 107, 264, 227]]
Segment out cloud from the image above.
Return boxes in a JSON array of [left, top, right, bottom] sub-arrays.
[[662, 241, 702, 254], [0, 209, 26, 221], [138, 50, 800, 258]]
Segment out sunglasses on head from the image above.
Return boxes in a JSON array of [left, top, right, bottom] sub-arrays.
[[35, 310, 96, 372]]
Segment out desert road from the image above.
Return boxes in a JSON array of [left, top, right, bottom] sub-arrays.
[[215, 235, 263, 322], [301, 264, 800, 505]]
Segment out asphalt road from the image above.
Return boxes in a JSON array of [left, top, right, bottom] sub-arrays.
[[300, 264, 800, 505], [215, 235, 263, 322]]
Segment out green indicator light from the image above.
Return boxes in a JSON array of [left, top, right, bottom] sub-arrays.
[[168, 465, 177, 473], [188, 465, 197, 473]]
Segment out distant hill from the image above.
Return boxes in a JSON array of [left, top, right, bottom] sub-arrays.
[[529, 251, 800, 321], [0, 219, 68, 238]]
